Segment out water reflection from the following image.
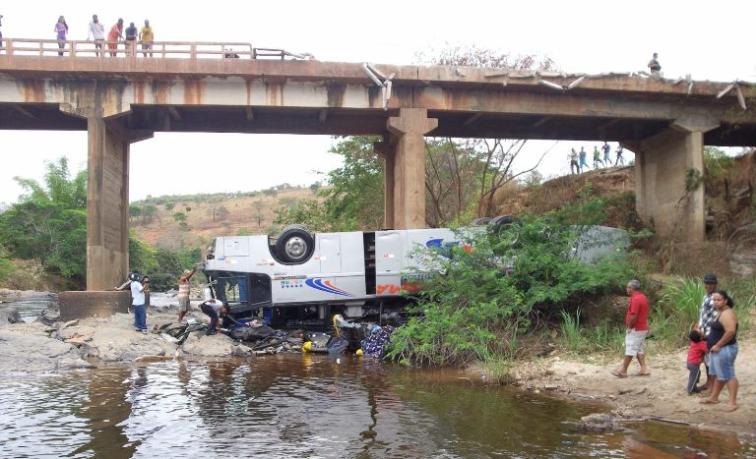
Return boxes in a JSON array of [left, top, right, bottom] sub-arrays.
[[0, 356, 754, 458]]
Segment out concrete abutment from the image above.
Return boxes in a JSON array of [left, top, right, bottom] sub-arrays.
[[633, 120, 716, 241], [387, 108, 438, 229]]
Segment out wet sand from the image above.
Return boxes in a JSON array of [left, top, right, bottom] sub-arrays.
[[507, 311, 756, 437]]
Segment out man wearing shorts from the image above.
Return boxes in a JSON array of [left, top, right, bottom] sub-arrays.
[[177, 267, 196, 322], [612, 279, 650, 377]]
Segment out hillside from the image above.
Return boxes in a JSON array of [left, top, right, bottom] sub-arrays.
[[129, 185, 319, 249]]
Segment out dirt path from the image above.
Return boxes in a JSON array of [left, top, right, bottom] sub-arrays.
[[511, 316, 756, 436]]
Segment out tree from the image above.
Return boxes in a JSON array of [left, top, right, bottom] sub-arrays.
[[253, 200, 265, 228], [0, 158, 88, 282], [165, 202, 175, 211], [142, 204, 158, 224], [419, 46, 553, 224]]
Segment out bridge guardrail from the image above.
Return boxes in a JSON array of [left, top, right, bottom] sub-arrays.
[[0, 38, 311, 60]]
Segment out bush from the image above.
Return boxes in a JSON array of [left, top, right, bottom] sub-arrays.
[[387, 216, 634, 367]]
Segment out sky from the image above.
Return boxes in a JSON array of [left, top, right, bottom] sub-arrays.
[[0, 0, 754, 205]]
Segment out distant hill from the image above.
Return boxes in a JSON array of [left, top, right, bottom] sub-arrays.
[[129, 184, 320, 249]]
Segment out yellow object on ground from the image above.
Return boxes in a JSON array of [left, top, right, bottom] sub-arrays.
[[302, 341, 312, 352], [355, 349, 363, 356]]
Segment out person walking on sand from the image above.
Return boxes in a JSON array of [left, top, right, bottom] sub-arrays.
[[107, 18, 123, 56], [612, 279, 650, 378], [592, 145, 604, 168], [578, 146, 588, 173], [54, 16, 68, 56], [686, 329, 708, 394], [602, 142, 611, 166], [177, 267, 196, 323], [615, 145, 624, 166], [700, 290, 739, 412], [87, 14, 105, 57], [139, 20, 154, 57], [569, 148, 580, 175]]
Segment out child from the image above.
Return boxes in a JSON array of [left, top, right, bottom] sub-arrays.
[[686, 329, 708, 394]]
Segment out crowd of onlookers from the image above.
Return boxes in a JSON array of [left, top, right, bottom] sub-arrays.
[[0, 14, 154, 57], [569, 142, 625, 174], [613, 274, 740, 412]]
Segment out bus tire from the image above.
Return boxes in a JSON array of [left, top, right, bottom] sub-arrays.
[[276, 225, 315, 263]]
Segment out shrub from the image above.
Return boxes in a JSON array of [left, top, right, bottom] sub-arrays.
[[387, 215, 634, 367]]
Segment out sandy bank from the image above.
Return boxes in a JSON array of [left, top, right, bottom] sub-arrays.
[[507, 325, 756, 437]]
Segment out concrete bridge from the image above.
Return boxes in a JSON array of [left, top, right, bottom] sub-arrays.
[[1, 38, 755, 290]]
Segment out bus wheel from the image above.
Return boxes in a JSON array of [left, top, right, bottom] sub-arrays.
[[276, 225, 315, 263]]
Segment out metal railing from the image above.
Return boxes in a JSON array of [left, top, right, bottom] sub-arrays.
[[0, 38, 312, 60]]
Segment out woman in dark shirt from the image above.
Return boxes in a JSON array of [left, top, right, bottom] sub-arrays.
[[700, 290, 738, 411]]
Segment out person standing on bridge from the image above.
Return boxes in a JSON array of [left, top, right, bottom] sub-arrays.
[[139, 20, 154, 57], [87, 14, 105, 57], [125, 22, 137, 57], [592, 145, 604, 168], [107, 18, 123, 57], [54, 16, 68, 56], [648, 53, 662, 76], [578, 147, 588, 173], [602, 142, 612, 166], [615, 145, 625, 166], [569, 148, 580, 175]]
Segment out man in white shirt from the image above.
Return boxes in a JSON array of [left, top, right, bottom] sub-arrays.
[[122, 272, 148, 333], [87, 14, 105, 57]]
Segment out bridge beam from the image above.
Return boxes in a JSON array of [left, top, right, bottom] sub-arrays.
[[387, 108, 438, 229], [633, 118, 718, 241], [86, 117, 152, 290]]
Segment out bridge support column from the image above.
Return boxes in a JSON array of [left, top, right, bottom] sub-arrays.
[[86, 118, 152, 290], [374, 140, 395, 228], [633, 119, 717, 241], [387, 108, 438, 229]]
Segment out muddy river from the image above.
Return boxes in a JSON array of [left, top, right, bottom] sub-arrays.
[[1, 354, 754, 458]]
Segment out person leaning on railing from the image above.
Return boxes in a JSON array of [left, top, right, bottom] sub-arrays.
[[88, 14, 105, 56], [107, 18, 123, 56], [124, 22, 137, 56], [139, 19, 153, 57]]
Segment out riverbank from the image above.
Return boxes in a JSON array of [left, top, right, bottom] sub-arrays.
[[503, 315, 756, 437], [0, 308, 262, 373]]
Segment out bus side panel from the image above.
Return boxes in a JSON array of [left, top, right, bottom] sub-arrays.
[[375, 231, 403, 296]]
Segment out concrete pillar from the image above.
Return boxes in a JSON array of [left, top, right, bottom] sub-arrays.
[[374, 140, 395, 228], [387, 108, 438, 229], [633, 119, 717, 241], [86, 119, 152, 290], [86, 117, 131, 290]]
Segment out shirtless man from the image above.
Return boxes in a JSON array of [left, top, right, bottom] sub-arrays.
[[177, 267, 196, 322]]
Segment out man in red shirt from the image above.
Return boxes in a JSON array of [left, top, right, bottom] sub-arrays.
[[612, 279, 650, 377]]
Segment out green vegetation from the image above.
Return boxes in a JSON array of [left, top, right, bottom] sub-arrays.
[[387, 215, 634, 366], [0, 157, 201, 290], [0, 158, 88, 283]]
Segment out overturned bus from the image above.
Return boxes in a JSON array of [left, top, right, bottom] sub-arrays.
[[201, 224, 461, 328], [201, 223, 629, 329]]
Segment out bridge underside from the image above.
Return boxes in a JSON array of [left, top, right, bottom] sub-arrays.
[[1, 102, 754, 145], [1, 57, 755, 290]]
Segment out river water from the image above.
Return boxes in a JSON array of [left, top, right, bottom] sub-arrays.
[[1, 355, 754, 458]]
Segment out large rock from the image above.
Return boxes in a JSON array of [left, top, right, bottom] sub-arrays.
[[58, 291, 130, 321], [182, 332, 253, 357], [0, 324, 92, 371], [0, 307, 22, 325], [729, 223, 756, 277]]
